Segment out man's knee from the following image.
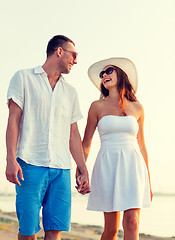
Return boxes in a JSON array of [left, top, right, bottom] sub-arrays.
[[44, 230, 61, 240], [18, 233, 36, 240]]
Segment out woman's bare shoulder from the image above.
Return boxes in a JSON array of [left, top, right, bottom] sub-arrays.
[[133, 101, 144, 110], [128, 101, 144, 120], [133, 101, 144, 119], [90, 99, 105, 109], [88, 100, 105, 117]]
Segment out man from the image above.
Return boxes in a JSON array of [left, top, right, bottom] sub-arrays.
[[6, 35, 90, 240]]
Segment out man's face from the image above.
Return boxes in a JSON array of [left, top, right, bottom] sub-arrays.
[[59, 42, 78, 74]]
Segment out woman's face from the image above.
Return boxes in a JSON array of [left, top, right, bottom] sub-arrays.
[[100, 65, 118, 89]]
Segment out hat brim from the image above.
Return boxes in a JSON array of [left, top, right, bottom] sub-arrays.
[[88, 57, 138, 93]]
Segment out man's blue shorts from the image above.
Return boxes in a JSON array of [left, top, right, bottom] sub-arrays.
[[16, 158, 71, 236]]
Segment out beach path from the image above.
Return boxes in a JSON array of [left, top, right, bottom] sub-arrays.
[[0, 211, 174, 240]]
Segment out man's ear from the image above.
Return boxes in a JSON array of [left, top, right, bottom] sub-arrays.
[[56, 47, 63, 58]]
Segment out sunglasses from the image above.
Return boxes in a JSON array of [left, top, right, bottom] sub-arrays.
[[62, 48, 78, 60], [99, 67, 115, 79]]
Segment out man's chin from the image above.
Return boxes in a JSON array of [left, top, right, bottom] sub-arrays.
[[67, 65, 73, 73], [62, 69, 70, 75]]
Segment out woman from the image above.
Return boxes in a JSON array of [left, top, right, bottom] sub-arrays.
[[82, 58, 153, 240]]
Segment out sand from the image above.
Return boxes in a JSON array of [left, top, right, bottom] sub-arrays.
[[0, 211, 174, 240]]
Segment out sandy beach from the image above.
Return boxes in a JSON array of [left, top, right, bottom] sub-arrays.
[[0, 211, 174, 240]]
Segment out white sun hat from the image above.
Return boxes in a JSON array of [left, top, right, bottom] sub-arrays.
[[88, 57, 138, 93]]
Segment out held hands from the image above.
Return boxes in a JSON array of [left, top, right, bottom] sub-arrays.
[[75, 167, 91, 195], [6, 160, 24, 186]]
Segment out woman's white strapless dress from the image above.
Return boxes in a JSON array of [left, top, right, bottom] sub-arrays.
[[87, 115, 151, 212]]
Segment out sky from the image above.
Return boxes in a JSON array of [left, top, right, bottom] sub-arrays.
[[0, 0, 175, 194]]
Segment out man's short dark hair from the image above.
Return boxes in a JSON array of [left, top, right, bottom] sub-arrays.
[[46, 35, 75, 57]]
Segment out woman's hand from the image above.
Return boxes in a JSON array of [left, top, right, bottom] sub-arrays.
[[75, 167, 91, 195]]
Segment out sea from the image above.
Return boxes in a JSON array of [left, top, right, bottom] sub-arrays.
[[0, 191, 175, 238]]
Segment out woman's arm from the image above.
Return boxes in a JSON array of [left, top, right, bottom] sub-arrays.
[[82, 102, 99, 161], [137, 104, 153, 201], [75, 102, 99, 194], [69, 122, 90, 194]]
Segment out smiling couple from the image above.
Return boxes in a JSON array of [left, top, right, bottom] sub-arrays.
[[6, 35, 152, 240]]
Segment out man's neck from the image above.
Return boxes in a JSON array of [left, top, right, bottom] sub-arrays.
[[42, 61, 61, 90]]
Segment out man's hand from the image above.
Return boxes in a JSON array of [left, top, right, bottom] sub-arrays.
[[75, 167, 91, 195], [6, 160, 24, 186], [6, 100, 23, 186]]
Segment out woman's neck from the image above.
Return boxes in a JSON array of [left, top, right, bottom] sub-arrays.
[[107, 89, 120, 102]]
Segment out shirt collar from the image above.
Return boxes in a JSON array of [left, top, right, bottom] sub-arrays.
[[33, 65, 65, 82], [34, 65, 45, 74]]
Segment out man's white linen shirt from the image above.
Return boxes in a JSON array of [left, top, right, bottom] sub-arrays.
[[7, 66, 83, 169]]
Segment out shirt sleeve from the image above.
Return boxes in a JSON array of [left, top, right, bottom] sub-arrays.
[[71, 89, 83, 124], [7, 70, 24, 110]]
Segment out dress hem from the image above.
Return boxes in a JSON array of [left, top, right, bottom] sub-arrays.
[[87, 204, 151, 212]]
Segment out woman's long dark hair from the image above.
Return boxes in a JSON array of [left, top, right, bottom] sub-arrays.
[[100, 65, 137, 115]]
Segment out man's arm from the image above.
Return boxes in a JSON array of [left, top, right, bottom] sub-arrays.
[[69, 122, 90, 194], [6, 99, 24, 186]]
